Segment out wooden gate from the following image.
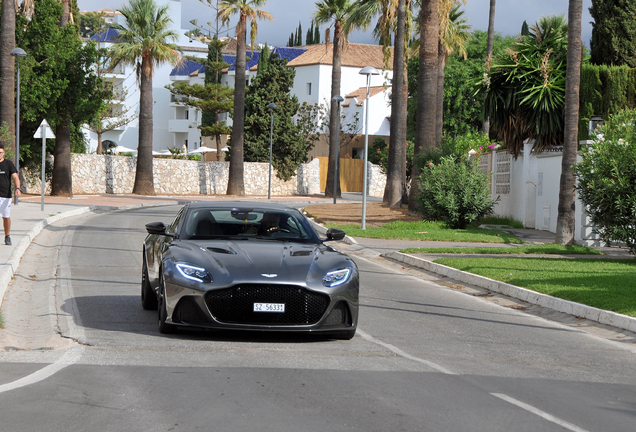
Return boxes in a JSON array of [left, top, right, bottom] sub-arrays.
[[316, 157, 364, 192]]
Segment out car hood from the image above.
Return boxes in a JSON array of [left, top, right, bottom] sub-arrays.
[[168, 239, 355, 289]]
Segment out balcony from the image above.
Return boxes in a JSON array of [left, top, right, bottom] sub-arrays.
[[169, 119, 197, 133]]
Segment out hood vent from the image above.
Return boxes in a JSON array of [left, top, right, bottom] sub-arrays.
[[290, 250, 312, 257], [207, 247, 236, 255]]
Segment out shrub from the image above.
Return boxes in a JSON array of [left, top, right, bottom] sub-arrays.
[[368, 138, 415, 178], [413, 132, 501, 173], [574, 109, 636, 255], [417, 156, 498, 229]]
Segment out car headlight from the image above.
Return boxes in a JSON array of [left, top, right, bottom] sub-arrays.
[[176, 263, 212, 283], [323, 268, 351, 287]]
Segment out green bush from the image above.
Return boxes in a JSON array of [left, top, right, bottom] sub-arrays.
[[412, 132, 500, 174], [574, 109, 636, 255], [417, 156, 497, 229], [368, 138, 415, 178]]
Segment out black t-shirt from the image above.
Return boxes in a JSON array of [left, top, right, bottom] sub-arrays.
[[0, 159, 17, 199]]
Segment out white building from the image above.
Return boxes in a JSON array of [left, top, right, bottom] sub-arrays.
[[83, 0, 209, 153], [83, 0, 393, 159]]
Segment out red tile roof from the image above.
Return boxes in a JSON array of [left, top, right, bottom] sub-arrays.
[[342, 86, 387, 106], [287, 43, 393, 70]]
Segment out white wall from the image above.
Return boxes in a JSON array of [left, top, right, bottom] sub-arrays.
[[489, 142, 598, 245]]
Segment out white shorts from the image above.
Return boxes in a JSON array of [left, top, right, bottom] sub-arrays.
[[0, 197, 11, 218]]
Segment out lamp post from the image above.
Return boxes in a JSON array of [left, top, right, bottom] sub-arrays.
[[267, 103, 277, 199], [359, 66, 380, 230], [10, 48, 27, 206], [332, 95, 344, 204]]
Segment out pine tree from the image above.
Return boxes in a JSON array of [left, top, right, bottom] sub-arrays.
[[297, 21, 303, 46], [314, 24, 320, 44], [288, 33, 294, 47], [306, 21, 313, 45], [243, 49, 312, 180], [166, 36, 234, 160], [590, 0, 636, 67]]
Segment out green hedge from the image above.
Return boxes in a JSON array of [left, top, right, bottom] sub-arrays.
[[579, 64, 636, 140]]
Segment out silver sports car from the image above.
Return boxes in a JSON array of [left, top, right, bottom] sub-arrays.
[[141, 202, 359, 339]]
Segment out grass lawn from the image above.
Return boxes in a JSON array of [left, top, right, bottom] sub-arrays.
[[401, 244, 603, 255], [327, 220, 525, 244], [435, 257, 636, 317]]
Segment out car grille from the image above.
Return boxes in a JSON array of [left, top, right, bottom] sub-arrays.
[[205, 284, 330, 325]]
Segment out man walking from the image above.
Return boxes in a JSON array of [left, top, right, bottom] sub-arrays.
[[0, 144, 21, 245]]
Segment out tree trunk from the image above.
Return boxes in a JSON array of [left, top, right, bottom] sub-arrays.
[[325, 28, 342, 199], [96, 130, 103, 155], [0, 0, 16, 156], [60, 0, 70, 27], [555, 0, 583, 244], [51, 116, 73, 197], [132, 63, 155, 195], [482, 0, 496, 135], [216, 133, 223, 161], [51, 0, 74, 195], [385, 0, 407, 208], [435, 50, 446, 145], [227, 15, 247, 196], [408, 0, 438, 211]]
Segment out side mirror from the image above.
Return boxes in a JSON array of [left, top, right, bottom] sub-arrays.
[[146, 222, 171, 236], [325, 228, 346, 241]]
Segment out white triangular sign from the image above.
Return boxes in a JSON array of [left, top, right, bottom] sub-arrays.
[[33, 119, 56, 139]]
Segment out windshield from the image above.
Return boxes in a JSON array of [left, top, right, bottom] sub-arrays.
[[182, 207, 316, 242]]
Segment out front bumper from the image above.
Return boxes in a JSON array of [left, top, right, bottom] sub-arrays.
[[163, 279, 359, 333]]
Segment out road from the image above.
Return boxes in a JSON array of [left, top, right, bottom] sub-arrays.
[[1, 205, 635, 431]]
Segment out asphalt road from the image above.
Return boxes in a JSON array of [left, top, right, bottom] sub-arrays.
[[1, 205, 635, 431]]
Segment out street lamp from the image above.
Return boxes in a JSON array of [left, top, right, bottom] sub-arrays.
[[10, 48, 26, 206], [359, 66, 380, 230], [267, 103, 277, 199], [332, 95, 344, 204]]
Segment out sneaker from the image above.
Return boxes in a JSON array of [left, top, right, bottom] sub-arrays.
[[4, 235, 11, 245]]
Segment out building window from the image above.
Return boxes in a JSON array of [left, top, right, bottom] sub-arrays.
[[307, 83, 312, 95], [185, 110, 189, 120]]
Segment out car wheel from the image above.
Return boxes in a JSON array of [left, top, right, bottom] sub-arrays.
[[158, 271, 177, 334], [334, 329, 356, 340], [141, 254, 158, 310]]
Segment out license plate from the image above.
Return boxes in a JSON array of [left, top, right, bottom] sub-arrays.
[[253, 303, 285, 313]]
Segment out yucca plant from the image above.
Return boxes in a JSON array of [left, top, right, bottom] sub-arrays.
[[479, 14, 568, 157]]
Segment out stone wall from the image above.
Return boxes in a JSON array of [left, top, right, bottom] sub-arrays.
[[368, 162, 387, 197], [22, 154, 324, 196]]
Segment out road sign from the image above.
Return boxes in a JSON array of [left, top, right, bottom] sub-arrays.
[[33, 119, 56, 139]]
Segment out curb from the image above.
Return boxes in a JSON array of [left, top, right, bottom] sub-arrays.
[[384, 251, 636, 334], [0, 201, 179, 310]]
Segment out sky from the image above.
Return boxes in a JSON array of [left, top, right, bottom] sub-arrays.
[[78, 0, 595, 48]]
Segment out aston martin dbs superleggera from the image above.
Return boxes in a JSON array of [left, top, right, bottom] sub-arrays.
[[141, 202, 359, 339]]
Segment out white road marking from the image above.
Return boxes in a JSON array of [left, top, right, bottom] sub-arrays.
[[356, 329, 456, 375], [491, 393, 590, 432], [0, 346, 84, 394]]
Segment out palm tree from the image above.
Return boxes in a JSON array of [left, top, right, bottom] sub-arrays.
[[555, 0, 582, 244], [109, 0, 181, 195], [436, 3, 470, 144], [218, 0, 273, 196], [0, 0, 34, 157], [314, 0, 360, 199], [352, 0, 413, 208], [408, 0, 438, 211], [482, 0, 495, 135], [0, 0, 17, 157]]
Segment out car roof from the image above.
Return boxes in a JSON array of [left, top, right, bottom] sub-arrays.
[[185, 201, 299, 212]]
